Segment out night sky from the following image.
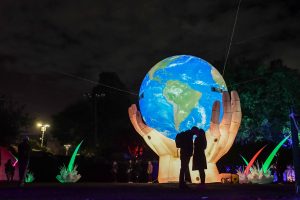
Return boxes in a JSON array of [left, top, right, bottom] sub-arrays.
[[0, 0, 299, 122]]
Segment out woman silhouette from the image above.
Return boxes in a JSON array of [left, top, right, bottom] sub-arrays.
[[192, 127, 207, 186]]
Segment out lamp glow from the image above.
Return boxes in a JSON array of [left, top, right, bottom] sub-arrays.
[[36, 122, 50, 148]]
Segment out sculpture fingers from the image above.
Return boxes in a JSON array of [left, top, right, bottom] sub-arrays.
[[212, 92, 232, 162], [206, 101, 220, 152], [128, 104, 152, 136], [206, 101, 221, 162], [128, 104, 175, 156], [222, 91, 242, 156], [210, 101, 221, 138], [219, 92, 231, 133]]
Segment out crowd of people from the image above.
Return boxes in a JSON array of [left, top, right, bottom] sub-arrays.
[[111, 159, 154, 183]]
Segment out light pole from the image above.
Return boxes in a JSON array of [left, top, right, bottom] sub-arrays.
[[37, 122, 50, 148], [84, 92, 105, 148], [64, 144, 72, 156]]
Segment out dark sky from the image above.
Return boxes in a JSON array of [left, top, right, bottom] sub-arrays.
[[0, 0, 299, 122]]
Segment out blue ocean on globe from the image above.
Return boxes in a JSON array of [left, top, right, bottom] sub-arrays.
[[139, 55, 227, 140]]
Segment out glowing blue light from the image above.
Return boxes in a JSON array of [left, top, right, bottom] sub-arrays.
[[139, 55, 227, 140]]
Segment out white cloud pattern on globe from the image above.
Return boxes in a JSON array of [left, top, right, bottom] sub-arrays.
[[139, 55, 227, 140]]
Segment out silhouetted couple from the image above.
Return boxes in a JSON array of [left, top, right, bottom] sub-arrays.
[[178, 126, 207, 189]]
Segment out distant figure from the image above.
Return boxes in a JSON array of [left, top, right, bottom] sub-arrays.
[[177, 129, 194, 189], [111, 161, 118, 182], [274, 160, 284, 183], [283, 165, 295, 182], [269, 164, 278, 182], [134, 159, 142, 183], [4, 159, 15, 182], [126, 159, 134, 183], [192, 127, 207, 186], [18, 136, 31, 186], [147, 161, 153, 183]]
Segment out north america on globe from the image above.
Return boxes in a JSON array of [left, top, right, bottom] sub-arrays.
[[139, 55, 227, 140]]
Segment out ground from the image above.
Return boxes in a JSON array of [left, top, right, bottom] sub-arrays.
[[0, 182, 299, 200]]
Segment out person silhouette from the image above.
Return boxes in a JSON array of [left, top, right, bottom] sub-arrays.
[[18, 136, 31, 186], [192, 127, 207, 186], [111, 161, 118, 182], [5, 159, 15, 182], [134, 159, 142, 183], [178, 129, 194, 189], [147, 161, 153, 183], [126, 159, 134, 183]]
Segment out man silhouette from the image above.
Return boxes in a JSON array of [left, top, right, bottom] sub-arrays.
[[18, 136, 31, 186], [178, 129, 194, 189]]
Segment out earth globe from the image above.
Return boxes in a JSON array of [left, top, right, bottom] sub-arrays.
[[138, 55, 227, 140]]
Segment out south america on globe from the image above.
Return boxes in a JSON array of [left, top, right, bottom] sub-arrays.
[[139, 55, 227, 140]]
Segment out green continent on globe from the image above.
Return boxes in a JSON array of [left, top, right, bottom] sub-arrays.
[[163, 80, 202, 130], [148, 56, 180, 81], [211, 68, 226, 89]]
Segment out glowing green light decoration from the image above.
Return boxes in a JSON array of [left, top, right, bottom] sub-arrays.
[[25, 171, 35, 183], [240, 155, 249, 165], [240, 155, 252, 172], [238, 137, 289, 184], [56, 140, 83, 183], [68, 140, 83, 172], [262, 135, 290, 173]]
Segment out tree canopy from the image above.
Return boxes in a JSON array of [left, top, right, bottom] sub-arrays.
[[224, 59, 300, 144], [51, 72, 142, 157], [0, 96, 31, 146]]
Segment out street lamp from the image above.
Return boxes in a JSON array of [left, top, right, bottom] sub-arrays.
[[37, 122, 50, 148], [64, 144, 72, 156]]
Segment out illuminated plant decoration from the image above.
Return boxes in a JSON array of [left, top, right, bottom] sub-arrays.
[[56, 141, 83, 183], [25, 171, 35, 183], [246, 162, 273, 184], [238, 136, 290, 184]]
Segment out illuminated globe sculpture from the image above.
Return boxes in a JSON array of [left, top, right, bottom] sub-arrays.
[[139, 55, 227, 138], [129, 55, 241, 183]]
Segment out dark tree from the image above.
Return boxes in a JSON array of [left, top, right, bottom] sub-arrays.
[[51, 72, 143, 157], [92, 72, 142, 155], [51, 100, 94, 154], [0, 96, 30, 146], [224, 59, 300, 144]]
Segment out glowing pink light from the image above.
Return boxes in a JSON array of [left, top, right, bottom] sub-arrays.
[[13, 160, 18, 167], [8, 151, 18, 167], [244, 145, 267, 175]]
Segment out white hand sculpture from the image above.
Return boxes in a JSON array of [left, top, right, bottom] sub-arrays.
[[128, 91, 241, 183]]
